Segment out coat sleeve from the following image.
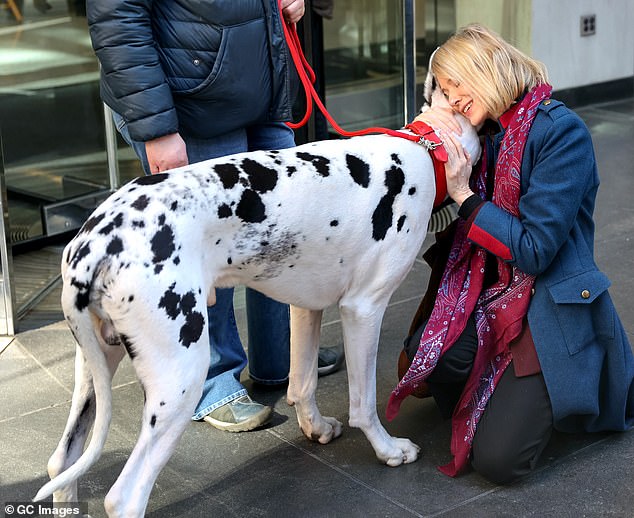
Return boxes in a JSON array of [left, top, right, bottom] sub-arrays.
[[466, 107, 599, 276], [87, 0, 178, 141]]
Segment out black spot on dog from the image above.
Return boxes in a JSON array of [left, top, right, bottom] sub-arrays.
[[236, 189, 266, 223], [218, 204, 232, 219], [134, 173, 168, 186], [150, 415, 157, 427], [80, 213, 105, 234], [371, 166, 405, 241], [330, 220, 338, 227], [120, 334, 137, 360], [151, 225, 175, 264], [170, 201, 178, 211], [106, 237, 124, 256], [70, 242, 91, 269], [180, 311, 205, 347], [67, 398, 93, 455], [408, 187, 416, 195], [214, 163, 240, 189], [131, 195, 150, 211], [71, 278, 91, 311], [159, 284, 180, 319], [158, 286, 204, 347], [297, 152, 330, 177], [287, 165, 297, 177], [154, 264, 163, 274], [346, 154, 370, 187], [160, 401, 166, 406], [128, 295, 134, 302], [242, 158, 278, 193], [173, 256, 180, 265], [391, 153, 402, 165], [397, 215, 407, 232], [132, 220, 145, 228], [227, 257, 232, 265], [99, 213, 124, 236], [180, 291, 196, 314], [158, 214, 166, 226]]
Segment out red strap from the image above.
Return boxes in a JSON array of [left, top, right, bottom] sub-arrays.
[[405, 121, 448, 207]]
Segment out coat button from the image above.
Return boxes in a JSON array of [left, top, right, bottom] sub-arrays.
[[543, 100, 551, 105], [193, 59, 201, 66], [581, 289, 591, 299], [531, 288, 535, 296]]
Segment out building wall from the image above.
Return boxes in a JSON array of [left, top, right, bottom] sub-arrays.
[[454, 0, 634, 92], [531, 0, 634, 90]]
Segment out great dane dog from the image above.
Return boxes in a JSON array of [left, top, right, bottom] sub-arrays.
[[35, 87, 479, 516]]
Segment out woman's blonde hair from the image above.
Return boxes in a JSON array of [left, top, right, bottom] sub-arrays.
[[432, 24, 549, 118]]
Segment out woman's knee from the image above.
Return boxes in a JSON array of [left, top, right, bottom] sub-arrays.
[[470, 440, 527, 485]]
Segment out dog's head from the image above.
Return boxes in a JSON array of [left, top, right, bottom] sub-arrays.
[[422, 48, 440, 109], [421, 49, 481, 163]]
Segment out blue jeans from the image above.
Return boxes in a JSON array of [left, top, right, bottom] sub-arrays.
[[113, 113, 293, 419]]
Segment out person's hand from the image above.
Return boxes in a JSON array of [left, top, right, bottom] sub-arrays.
[[145, 133, 188, 174], [440, 130, 474, 206], [412, 106, 462, 135], [280, 0, 305, 24]]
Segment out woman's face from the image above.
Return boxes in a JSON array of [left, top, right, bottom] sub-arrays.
[[436, 76, 491, 126]]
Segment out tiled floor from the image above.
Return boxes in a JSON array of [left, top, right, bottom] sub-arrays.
[[1, 96, 633, 517]]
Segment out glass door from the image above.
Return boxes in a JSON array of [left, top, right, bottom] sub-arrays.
[[0, 1, 141, 323], [320, 0, 455, 132]]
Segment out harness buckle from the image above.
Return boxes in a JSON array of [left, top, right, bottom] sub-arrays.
[[418, 137, 443, 151]]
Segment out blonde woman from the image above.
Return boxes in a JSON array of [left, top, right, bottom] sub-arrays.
[[389, 24, 634, 483]]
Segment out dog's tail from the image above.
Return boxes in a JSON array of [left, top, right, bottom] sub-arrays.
[[33, 309, 113, 502]]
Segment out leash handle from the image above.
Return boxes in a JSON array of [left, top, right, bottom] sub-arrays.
[[280, 2, 418, 142]]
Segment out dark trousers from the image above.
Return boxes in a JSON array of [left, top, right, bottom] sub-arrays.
[[406, 317, 553, 484]]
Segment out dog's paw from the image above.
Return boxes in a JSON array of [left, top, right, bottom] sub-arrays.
[[382, 438, 420, 467], [304, 416, 343, 444]]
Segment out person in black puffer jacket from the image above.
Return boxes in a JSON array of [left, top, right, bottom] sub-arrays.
[[86, 0, 343, 433]]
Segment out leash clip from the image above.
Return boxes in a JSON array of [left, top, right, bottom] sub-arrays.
[[418, 137, 443, 151]]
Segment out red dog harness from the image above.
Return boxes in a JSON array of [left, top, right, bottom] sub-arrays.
[[404, 120, 449, 207]]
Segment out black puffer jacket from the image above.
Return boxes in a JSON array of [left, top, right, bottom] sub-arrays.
[[87, 0, 295, 141]]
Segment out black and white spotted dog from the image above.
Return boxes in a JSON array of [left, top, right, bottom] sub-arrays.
[[35, 88, 479, 516]]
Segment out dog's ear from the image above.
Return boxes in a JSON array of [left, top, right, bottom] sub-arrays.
[[421, 48, 439, 111]]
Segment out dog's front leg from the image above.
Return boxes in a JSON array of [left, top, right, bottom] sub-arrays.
[[287, 306, 343, 444], [339, 298, 420, 466]]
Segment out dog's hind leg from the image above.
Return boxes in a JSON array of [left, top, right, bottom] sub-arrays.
[[47, 331, 125, 503], [287, 306, 343, 444], [339, 297, 420, 466], [103, 334, 208, 518]]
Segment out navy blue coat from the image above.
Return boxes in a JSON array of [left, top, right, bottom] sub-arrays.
[[87, 0, 295, 141], [469, 99, 634, 433]]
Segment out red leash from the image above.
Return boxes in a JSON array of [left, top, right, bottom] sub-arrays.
[[279, 3, 449, 206]]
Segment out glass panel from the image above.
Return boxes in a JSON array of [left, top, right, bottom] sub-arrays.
[[0, 2, 141, 250], [323, 0, 406, 130], [320, 0, 456, 131], [415, 0, 456, 108], [0, 2, 141, 317]]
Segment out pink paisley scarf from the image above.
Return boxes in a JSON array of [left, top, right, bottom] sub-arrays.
[[387, 83, 553, 476]]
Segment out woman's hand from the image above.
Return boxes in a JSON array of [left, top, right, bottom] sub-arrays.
[[145, 133, 188, 174], [412, 106, 462, 135], [280, 0, 305, 24], [441, 130, 474, 206]]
